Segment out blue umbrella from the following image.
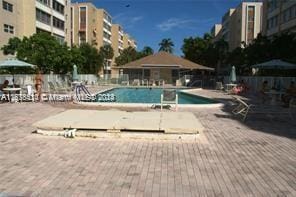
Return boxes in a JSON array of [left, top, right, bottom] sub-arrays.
[[72, 65, 78, 82], [0, 58, 35, 86], [230, 66, 236, 83]]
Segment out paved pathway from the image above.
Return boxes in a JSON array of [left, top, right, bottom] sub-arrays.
[[0, 98, 295, 196]]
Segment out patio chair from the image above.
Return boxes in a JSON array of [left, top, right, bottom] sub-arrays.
[[161, 89, 178, 111], [232, 97, 253, 121]]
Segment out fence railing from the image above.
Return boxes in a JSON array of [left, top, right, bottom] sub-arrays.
[[0, 74, 130, 92], [1, 74, 295, 93]]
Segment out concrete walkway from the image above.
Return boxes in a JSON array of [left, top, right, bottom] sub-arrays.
[[33, 110, 203, 134]]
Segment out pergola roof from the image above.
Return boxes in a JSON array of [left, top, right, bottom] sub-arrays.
[[115, 51, 214, 71]]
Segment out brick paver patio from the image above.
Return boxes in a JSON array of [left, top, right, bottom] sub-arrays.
[[0, 92, 295, 196]]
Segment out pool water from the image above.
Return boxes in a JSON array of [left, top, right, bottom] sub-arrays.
[[96, 88, 217, 104]]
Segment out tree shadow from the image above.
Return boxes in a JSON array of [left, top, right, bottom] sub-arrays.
[[208, 92, 296, 139]]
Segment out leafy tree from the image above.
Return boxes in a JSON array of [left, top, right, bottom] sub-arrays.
[[1, 37, 22, 55], [79, 43, 103, 74], [99, 44, 114, 73], [159, 38, 174, 53], [141, 46, 154, 57], [99, 44, 114, 60], [115, 46, 138, 66], [1, 33, 104, 74], [213, 39, 229, 75], [182, 33, 218, 69], [15, 32, 71, 73]]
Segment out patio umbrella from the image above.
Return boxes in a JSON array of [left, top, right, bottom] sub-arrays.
[[252, 59, 296, 69], [72, 64, 78, 82], [229, 66, 236, 83], [0, 58, 35, 86]]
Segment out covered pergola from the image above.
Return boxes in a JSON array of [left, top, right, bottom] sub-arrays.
[[113, 51, 214, 84]]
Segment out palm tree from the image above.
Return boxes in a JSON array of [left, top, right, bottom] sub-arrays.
[[141, 46, 154, 56], [99, 45, 114, 74], [158, 38, 174, 53]]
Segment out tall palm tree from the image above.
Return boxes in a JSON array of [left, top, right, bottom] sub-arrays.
[[158, 38, 174, 53]]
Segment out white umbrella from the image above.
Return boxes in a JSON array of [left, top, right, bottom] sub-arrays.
[[252, 59, 296, 70], [229, 66, 236, 83]]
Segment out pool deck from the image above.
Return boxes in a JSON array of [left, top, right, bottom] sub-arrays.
[[0, 89, 295, 196]]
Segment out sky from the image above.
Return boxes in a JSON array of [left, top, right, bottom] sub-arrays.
[[72, 0, 243, 55]]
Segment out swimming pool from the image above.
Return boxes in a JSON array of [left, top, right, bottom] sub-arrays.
[[96, 88, 218, 104]]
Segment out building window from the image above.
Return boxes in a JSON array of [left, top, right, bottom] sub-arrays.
[[103, 31, 111, 40], [37, 0, 50, 7], [53, 34, 65, 44], [36, 8, 51, 25], [79, 32, 86, 44], [103, 41, 110, 46], [3, 24, 14, 34], [247, 6, 255, 44], [103, 12, 112, 23], [79, 7, 86, 30], [103, 22, 111, 32], [36, 28, 51, 34], [3, 1, 13, 12], [53, 17, 64, 30], [268, 0, 278, 13], [53, 0, 64, 15]]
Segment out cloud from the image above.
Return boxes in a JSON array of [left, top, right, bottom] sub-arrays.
[[157, 17, 216, 32], [113, 13, 143, 29]]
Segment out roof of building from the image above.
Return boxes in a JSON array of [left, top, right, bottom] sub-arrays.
[[115, 51, 214, 70]]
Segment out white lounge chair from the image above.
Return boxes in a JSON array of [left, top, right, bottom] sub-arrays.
[[232, 97, 253, 121], [132, 79, 140, 86], [142, 79, 148, 87], [232, 96, 292, 121], [161, 89, 178, 111]]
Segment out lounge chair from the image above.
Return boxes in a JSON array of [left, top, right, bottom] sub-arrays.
[[158, 79, 165, 86], [142, 79, 148, 87], [161, 89, 178, 111], [55, 81, 71, 92], [48, 82, 57, 93], [232, 97, 253, 121], [149, 79, 155, 86], [232, 96, 292, 121], [132, 79, 140, 86]]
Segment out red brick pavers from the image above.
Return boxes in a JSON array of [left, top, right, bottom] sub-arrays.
[[0, 101, 295, 196]]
